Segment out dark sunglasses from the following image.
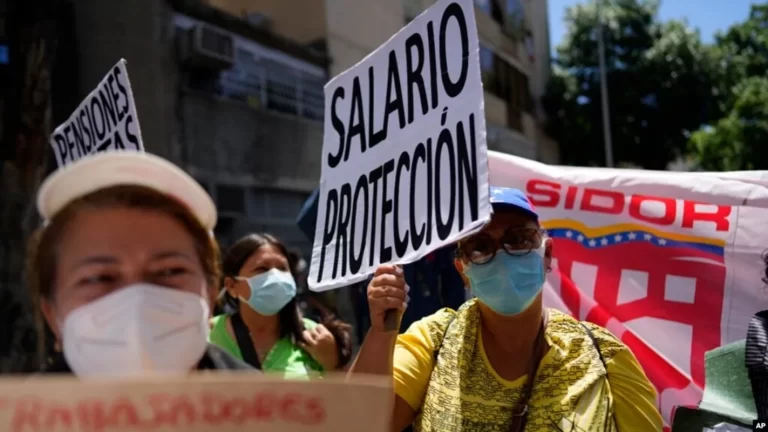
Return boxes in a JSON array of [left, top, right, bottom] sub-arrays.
[[457, 227, 545, 265]]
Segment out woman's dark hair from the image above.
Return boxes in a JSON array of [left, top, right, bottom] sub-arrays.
[[221, 233, 352, 368], [763, 251, 768, 286], [298, 292, 353, 368]]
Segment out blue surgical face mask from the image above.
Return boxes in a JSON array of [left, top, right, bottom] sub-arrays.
[[462, 241, 547, 316], [237, 269, 297, 316]]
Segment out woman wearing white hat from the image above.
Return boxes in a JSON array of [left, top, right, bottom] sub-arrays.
[[29, 151, 253, 378]]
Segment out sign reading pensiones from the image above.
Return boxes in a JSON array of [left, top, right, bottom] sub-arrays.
[[50, 59, 143, 167], [309, 0, 491, 291], [0, 373, 391, 432]]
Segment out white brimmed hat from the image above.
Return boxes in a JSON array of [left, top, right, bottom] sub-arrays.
[[37, 152, 217, 231]]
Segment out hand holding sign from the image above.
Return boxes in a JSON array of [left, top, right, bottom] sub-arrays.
[[367, 265, 409, 332]]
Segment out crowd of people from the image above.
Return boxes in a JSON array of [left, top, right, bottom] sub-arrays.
[[20, 149, 768, 431]]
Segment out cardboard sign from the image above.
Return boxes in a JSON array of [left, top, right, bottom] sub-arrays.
[[50, 59, 143, 167], [309, 0, 490, 291], [0, 373, 392, 432]]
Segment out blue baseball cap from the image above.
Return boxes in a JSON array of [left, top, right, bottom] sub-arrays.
[[489, 186, 539, 223]]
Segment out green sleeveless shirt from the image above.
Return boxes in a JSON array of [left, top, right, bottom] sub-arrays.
[[208, 314, 324, 379]]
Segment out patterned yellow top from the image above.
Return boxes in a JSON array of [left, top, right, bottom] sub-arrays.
[[393, 299, 663, 432]]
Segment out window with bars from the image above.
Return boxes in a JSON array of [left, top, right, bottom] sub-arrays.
[[212, 186, 312, 256], [219, 49, 325, 121], [300, 74, 325, 121], [216, 184, 246, 214], [176, 17, 326, 121], [220, 48, 265, 106]]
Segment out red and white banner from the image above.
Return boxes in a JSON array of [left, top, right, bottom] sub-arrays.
[[489, 151, 768, 427]]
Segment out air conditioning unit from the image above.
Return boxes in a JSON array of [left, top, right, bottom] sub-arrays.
[[180, 23, 235, 70]]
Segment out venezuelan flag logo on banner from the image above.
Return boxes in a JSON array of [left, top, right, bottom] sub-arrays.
[[489, 151, 768, 429]]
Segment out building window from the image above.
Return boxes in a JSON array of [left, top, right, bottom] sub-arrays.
[[176, 16, 326, 122], [212, 187, 313, 260], [214, 216, 237, 247], [475, 0, 527, 39], [246, 188, 313, 261], [176, 34, 324, 121], [480, 45, 496, 94], [300, 74, 325, 121], [216, 184, 246, 214], [503, 0, 525, 37], [263, 58, 299, 115], [218, 52, 325, 121], [480, 43, 531, 132], [475, 0, 504, 24]]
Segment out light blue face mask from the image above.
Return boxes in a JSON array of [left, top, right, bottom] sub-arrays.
[[237, 269, 297, 316], [462, 242, 547, 316]]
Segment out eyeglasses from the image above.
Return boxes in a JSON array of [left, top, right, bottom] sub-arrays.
[[457, 227, 544, 265]]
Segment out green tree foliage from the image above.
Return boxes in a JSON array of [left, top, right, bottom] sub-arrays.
[[687, 4, 768, 171], [543, 0, 717, 169], [690, 77, 768, 170]]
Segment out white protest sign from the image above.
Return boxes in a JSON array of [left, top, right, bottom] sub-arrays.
[[0, 373, 392, 432], [309, 0, 490, 291], [50, 59, 143, 167]]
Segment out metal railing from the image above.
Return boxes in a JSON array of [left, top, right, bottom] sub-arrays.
[[219, 48, 325, 121]]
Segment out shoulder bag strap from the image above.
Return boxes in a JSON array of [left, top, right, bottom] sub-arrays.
[[581, 322, 607, 371], [580, 322, 617, 431], [432, 315, 457, 361], [231, 313, 262, 370], [509, 319, 548, 432]]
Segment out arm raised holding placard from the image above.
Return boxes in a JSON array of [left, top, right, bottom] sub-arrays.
[[347, 264, 417, 431], [348, 187, 664, 432]]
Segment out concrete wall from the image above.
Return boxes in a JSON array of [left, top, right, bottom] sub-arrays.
[[484, 91, 508, 127], [325, 0, 405, 76], [181, 91, 322, 192], [522, 0, 559, 163], [487, 125, 536, 159], [204, 0, 559, 163], [477, 7, 522, 68], [205, 0, 327, 45], [526, 0, 552, 104], [537, 130, 559, 164], [72, 0, 180, 162], [474, 0, 559, 163]]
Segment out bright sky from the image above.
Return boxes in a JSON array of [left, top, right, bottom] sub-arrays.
[[548, 0, 760, 53]]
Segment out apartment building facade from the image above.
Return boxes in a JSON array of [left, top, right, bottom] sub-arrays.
[[203, 0, 560, 339], [0, 0, 331, 371], [207, 0, 560, 164], [0, 0, 559, 369]]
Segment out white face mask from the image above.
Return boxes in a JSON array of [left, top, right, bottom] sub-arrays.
[[61, 283, 210, 379]]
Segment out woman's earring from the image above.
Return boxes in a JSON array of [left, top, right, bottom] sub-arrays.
[[546, 268, 552, 273]]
